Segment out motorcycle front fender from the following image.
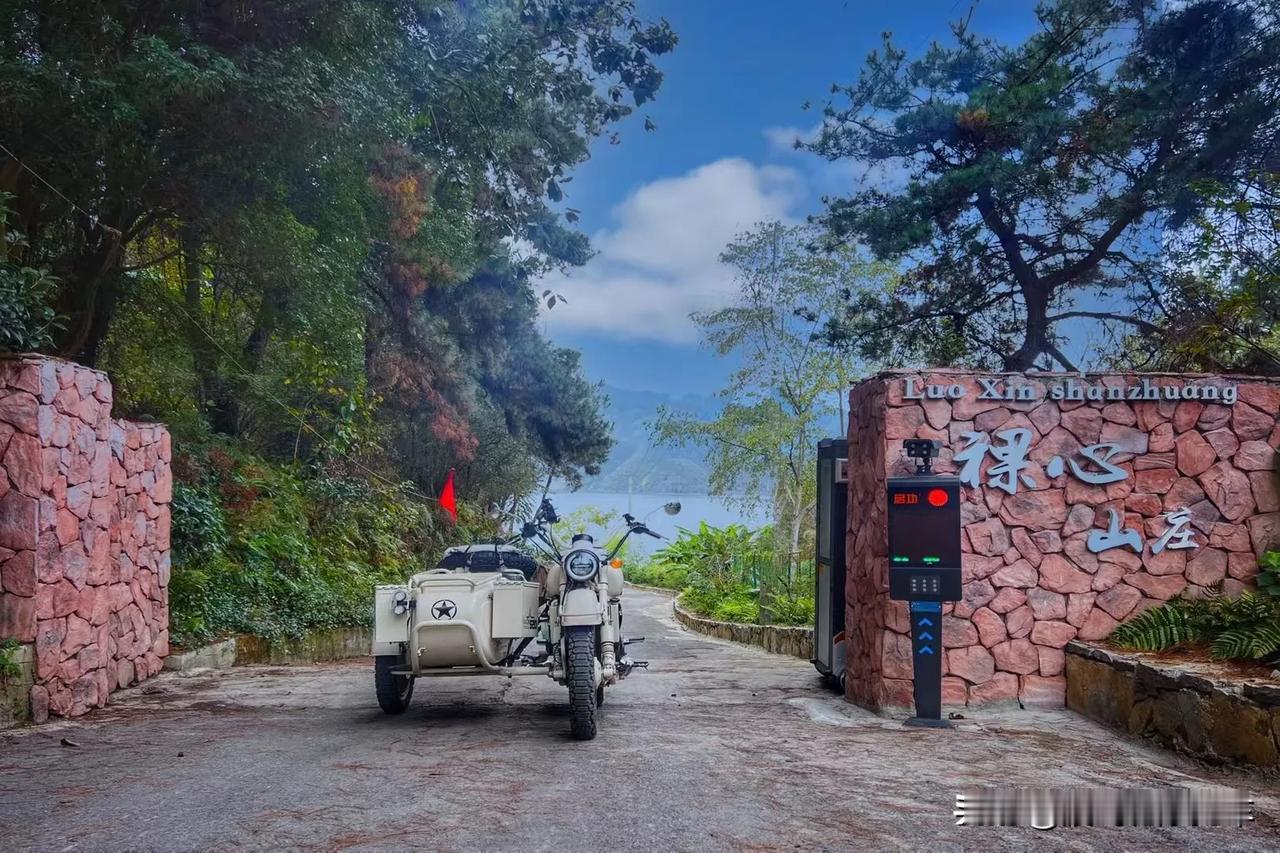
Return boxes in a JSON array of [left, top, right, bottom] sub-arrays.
[[559, 587, 603, 627]]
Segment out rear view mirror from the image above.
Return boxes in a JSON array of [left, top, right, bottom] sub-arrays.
[[663, 501, 681, 516]]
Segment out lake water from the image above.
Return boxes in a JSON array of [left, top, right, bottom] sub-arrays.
[[545, 491, 770, 555]]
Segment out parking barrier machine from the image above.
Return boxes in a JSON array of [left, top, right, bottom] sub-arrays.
[[813, 438, 849, 688], [887, 439, 962, 728]]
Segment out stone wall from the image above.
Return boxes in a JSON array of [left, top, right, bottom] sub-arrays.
[[0, 355, 171, 721], [1066, 641, 1280, 768], [673, 598, 814, 659], [845, 370, 1280, 711]]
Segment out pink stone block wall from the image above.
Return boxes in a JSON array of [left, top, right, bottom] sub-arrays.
[[0, 355, 171, 720], [845, 371, 1280, 711]]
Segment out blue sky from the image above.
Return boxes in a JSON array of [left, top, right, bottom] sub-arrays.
[[539, 0, 1045, 395]]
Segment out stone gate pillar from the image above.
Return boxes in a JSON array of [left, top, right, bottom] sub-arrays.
[[0, 355, 172, 721], [845, 370, 1280, 711]]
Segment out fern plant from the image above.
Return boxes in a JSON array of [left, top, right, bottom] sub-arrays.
[[1110, 590, 1280, 662], [1211, 624, 1280, 661], [1111, 602, 1204, 651]]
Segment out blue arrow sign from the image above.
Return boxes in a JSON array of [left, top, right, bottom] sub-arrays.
[[917, 645, 935, 656], [917, 617, 934, 627], [917, 631, 934, 642]]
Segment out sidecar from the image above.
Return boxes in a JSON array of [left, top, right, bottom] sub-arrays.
[[371, 545, 548, 713]]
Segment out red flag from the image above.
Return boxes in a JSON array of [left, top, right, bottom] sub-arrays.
[[439, 468, 458, 523]]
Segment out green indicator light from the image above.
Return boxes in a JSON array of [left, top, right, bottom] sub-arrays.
[[891, 556, 909, 563], [922, 556, 941, 564]]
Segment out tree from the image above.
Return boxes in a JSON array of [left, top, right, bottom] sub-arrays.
[[652, 222, 890, 576], [397, 260, 614, 503], [1, 0, 673, 497], [1126, 177, 1280, 374], [810, 0, 1280, 370]]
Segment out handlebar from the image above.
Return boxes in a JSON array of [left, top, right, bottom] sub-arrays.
[[516, 498, 669, 563]]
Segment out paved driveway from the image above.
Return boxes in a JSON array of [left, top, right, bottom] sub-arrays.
[[1, 588, 1277, 852]]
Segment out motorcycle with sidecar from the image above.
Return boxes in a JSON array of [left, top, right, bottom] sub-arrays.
[[371, 498, 678, 739]]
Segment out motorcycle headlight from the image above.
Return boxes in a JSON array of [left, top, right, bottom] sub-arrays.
[[564, 549, 600, 582]]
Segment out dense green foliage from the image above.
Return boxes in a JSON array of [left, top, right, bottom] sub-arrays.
[[1129, 178, 1280, 373], [630, 522, 815, 627], [0, 192, 60, 351], [1256, 551, 1280, 599], [0, 0, 676, 494], [167, 442, 497, 646], [810, 0, 1280, 372], [1110, 587, 1280, 662], [0, 1, 676, 640]]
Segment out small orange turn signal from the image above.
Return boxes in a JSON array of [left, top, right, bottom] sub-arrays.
[[610, 558, 624, 568]]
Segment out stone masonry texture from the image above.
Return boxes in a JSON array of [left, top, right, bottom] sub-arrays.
[[0, 355, 171, 721], [845, 370, 1280, 711]]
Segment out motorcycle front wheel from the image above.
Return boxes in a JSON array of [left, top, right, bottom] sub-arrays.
[[564, 626, 598, 740]]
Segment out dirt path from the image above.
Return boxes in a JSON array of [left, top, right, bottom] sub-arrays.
[[1, 588, 1277, 851]]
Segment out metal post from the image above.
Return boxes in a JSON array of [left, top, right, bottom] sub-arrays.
[[905, 600, 949, 727]]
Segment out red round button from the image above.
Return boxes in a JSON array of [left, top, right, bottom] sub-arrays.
[[927, 488, 949, 507]]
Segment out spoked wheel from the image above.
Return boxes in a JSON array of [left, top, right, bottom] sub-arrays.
[[374, 654, 414, 714], [565, 626, 598, 740]]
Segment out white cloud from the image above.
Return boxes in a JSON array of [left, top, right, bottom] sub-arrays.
[[538, 158, 803, 344], [762, 123, 918, 198], [762, 123, 820, 155]]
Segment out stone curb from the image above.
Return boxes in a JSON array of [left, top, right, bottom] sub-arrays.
[[672, 597, 813, 660], [164, 626, 373, 673], [1065, 640, 1280, 769], [163, 637, 238, 674], [625, 582, 679, 595]]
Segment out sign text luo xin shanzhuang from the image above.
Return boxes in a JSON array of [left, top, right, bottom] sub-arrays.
[[903, 377, 1239, 405]]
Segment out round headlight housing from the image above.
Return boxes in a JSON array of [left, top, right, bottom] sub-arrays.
[[564, 549, 601, 582]]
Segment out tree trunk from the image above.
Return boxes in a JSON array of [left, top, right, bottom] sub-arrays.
[[1005, 280, 1050, 371], [60, 225, 127, 366], [787, 486, 803, 583], [181, 231, 240, 435]]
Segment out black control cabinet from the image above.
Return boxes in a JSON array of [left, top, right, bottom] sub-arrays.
[[886, 472, 962, 727], [812, 438, 848, 688]]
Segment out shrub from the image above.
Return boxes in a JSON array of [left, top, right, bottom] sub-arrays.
[[0, 263, 61, 352], [649, 522, 814, 626], [0, 192, 63, 353], [1256, 550, 1280, 599], [625, 559, 690, 590], [708, 591, 760, 624], [168, 441, 494, 646], [766, 593, 815, 626], [653, 521, 763, 578], [1110, 589, 1280, 662]]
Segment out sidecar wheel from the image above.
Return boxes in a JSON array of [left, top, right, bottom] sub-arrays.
[[375, 654, 413, 714], [565, 626, 598, 740]]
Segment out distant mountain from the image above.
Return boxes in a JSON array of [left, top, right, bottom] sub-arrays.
[[578, 384, 721, 495]]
